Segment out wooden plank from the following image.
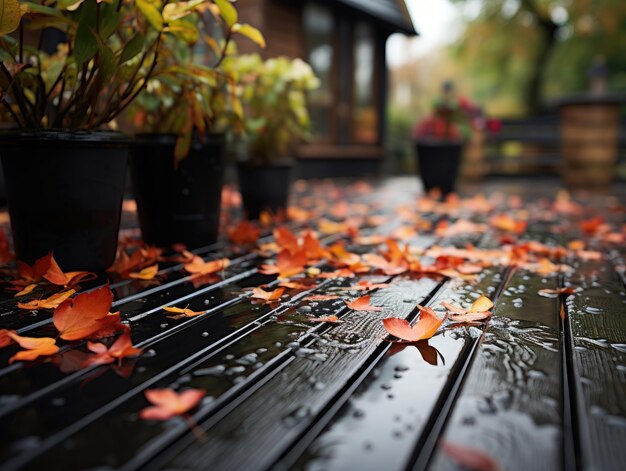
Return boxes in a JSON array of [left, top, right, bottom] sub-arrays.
[[279, 267, 507, 471], [142, 276, 443, 470], [427, 268, 563, 471], [563, 254, 626, 471]]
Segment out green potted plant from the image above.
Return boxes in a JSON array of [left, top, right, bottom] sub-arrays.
[[0, 0, 177, 271], [412, 81, 482, 195], [233, 54, 319, 219], [128, 0, 264, 248]]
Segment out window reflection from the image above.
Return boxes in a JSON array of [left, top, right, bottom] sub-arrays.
[[353, 22, 378, 144], [304, 3, 334, 139]]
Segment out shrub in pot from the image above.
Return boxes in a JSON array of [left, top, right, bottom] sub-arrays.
[[0, 0, 174, 271], [232, 54, 320, 220], [127, 0, 264, 249], [412, 81, 483, 195]]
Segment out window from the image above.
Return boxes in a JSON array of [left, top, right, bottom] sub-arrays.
[[303, 3, 335, 141], [352, 22, 378, 144]]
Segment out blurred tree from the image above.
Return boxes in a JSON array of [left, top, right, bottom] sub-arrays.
[[452, 0, 626, 115]]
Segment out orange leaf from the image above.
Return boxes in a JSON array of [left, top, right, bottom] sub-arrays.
[[538, 287, 576, 298], [278, 280, 316, 290], [85, 332, 142, 366], [139, 388, 206, 420], [53, 285, 115, 341], [352, 281, 391, 291], [440, 441, 503, 471], [490, 214, 527, 234], [7, 332, 59, 364], [317, 268, 356, 279], [128, 264, 159, 280], [251, 287, 285, 301], [259, 249, 307, 279], [363, 253, 407, 276], [441, 295, 493, 323], [0, 329, 17, 348], [17, 289, 76, 310], [228, 220, 261, 246], [163, 306, 205, 319], [14, 283, 37, 297], [41, 254, 96, 287], [382, 305, 444, 342], [184, 256, 230, 278], [302, 231, 327, 261], [273, 226, 299, 253], [304, 294, 339, 301], [345, 294, 383, 312], [308, 315, 341, 323]]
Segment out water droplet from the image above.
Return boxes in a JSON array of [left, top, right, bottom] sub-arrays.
[[612, 343, 626, 353], [144, 349, 157, 358], [201, 332, 209, 338], [51, 397, 65, 407], [394, 365, 409, 372], [223, 354, 235, 361], [236, 353, 258, 366], [381, 383, 392, 390], [194, 365, 226, 376], [585, 306, 604, 314]]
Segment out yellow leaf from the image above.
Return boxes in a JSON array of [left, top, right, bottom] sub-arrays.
[[213, 0, 237, 27], [0, 0, 22, 35], [232, 23, 265, 48]]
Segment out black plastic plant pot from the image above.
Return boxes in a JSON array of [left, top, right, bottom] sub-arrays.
[[415, 141, 463, 195], [130, 133, 225, 249], [0, 130, 129, 272], [236, 162, 292, 220]]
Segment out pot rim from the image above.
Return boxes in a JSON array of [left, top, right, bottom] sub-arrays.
[[0, 129, 131, 146]]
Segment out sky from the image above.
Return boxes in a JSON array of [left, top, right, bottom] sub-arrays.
[[386, 0, 463, 68]]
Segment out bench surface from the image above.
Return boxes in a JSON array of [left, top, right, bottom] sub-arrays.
[[0, 177, 625, 471]]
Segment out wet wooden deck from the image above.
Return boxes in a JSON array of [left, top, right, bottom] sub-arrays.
[[0, 177, 625, 471]]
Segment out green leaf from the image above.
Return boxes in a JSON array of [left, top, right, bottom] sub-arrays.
[[167, 18, 199, 44], [213, 0, 237, 28], [97, 45, 118, 85], [120, 33, 145, 63], [137, 0, 163, 31], [232, 23, 265, 48], [99, 0, 120, 39], [1, 0, 22, 35], [74, 0, 99, 65], [22, 2, 68, 21]]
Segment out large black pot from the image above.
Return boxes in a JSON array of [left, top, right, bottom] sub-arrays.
[[130, 134, 225, 249], [236, 162, 292, 220], [415, 141, 463, 195], [0, 130, 129, 271]]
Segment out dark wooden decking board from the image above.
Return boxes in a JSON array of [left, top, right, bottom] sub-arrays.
[[428, 268, 563, 471], [150, 276, 443, 471], [282, 267, 507, 471], [564, 254, 626, 471]]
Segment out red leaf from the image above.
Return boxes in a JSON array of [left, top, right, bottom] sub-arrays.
[[184, 257, 230, 278], [53, 285, 117, 341], [85, 332, 142, 366], [345, 294, 383, 312], [228, 220, 261, 246], [382, 305, 445, 342], [440, 441, 502, 471], [139, 388, 206, 420], [259, 249, 307, 278]]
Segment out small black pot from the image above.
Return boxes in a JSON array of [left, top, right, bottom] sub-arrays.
[[130, 134, 225, 249], [0, 130, 129, 271], [415, 141, 463, 195], [236, 162, 292, 220]]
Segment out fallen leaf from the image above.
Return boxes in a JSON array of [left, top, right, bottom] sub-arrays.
[[538, 287, 576, 298], [307, 315, 341, 323], [0, 329, 17, 348], [440, 441, 503, 471], [273, 226, 299, 253], [317, 268, 355, 279], [352, 281, 391, 291], [163, 306, 205, 319], [259, 249, 307, 278], [228, 220, 260, 246], [441, 295, 493, 323], [7, 332, 59, 364], [490, 214, 527, 234], [53, 285, 122, 341], [278, 279, 317, 290], [304, 294, 339, 302], [345, 294, 383, 312], [42, 254, 97, 287], [17, 289, 76, 310], [250, 287, 285, 302], [362, 253, 408, 276], [14, 283, 37, 297], [139, 388, 206, 420], [184, 256, 230, 278], [85, 332, 142, 366], [128, 264, 159, 280], [382, 305, 445, 342]]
